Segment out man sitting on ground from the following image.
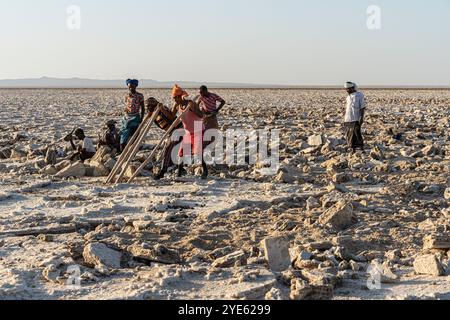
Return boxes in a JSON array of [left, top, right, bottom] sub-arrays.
[[69, 128, 96, 161], [98, 120, 120, 152]]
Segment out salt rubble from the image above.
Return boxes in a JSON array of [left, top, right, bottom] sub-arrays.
[[0, 89, 449, 300]]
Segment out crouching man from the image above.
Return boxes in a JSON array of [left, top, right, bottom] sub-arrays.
[[98, 120, 120, 153], [69, 128, 96, 162], [146, 97, 183, 180]]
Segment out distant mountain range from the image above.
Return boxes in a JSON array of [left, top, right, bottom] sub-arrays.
[[0, 77, 448, 89], [0, 77, 288, 89]]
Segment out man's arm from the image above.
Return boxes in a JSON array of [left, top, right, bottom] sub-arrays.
[[140, 96, 145, 121], [124, 96, 128, 113], [190, 101, 204, 118], [359, 94, 366, 125], [69, 137, 77, 151], [80, 139, 87, 153], [104, 132, 114, 147], [171, 102, 179, 115], [216, 98, 226, 113]]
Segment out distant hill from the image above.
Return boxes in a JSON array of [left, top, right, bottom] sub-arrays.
[[0, 77, 448, 89], [0, 77, 288, 89]]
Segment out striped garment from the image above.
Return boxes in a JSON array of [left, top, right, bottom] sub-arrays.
[[199, 93, 224, 113], [125, 92, 144, 115]]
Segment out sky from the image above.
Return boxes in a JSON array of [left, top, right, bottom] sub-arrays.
[[0, 0, 449, 86]]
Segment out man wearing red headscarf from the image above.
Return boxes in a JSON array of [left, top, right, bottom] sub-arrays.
[[171, 85, 208, 179]]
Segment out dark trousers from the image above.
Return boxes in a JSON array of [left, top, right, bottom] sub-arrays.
[[160, 137, 182, 172], [345, 121, 364, 150], [70, 150, 95, 162], [160, 123, 184, 172]]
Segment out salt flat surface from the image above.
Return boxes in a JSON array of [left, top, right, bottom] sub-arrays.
[[0, 89, 449, 300]]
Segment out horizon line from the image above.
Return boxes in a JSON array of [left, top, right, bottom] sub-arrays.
[[0, 76, 450, 89], [0, 77, 449, 89], [1, 87, 450, 90]]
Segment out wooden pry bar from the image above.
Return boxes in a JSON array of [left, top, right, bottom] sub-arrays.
[[127, 107, 190, 183], [112, 106, 162, 183]]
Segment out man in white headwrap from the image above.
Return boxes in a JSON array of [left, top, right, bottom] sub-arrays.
[[343, 82, 366, 152]]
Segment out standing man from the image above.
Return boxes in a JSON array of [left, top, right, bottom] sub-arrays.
[[198, 86, 226, 134], [172, 84, 208, 179], [344, 82, 366, 153], [119, 79, 145, 152]]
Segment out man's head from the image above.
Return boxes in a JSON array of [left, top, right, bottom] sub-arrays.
[[106, 120, 116, 130], [146, 97, 159, 113], [172, 84, 188, 104], [74, 128, 85, 140], [345, 82, 357, 94], [199, 85, 208, 97], [126, 79, 139, 93], [173, 95, 183, 105]]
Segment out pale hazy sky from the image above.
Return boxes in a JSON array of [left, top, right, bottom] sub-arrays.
[[0, 0, 449, 85]]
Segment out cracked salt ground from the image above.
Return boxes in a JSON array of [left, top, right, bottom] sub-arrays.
[[0, 89, 449, 300]]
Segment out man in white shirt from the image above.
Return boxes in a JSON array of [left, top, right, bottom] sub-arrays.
[[344, 82, 366, 152], [69, 128, 96, 161]]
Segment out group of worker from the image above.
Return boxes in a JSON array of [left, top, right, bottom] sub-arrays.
[[69, 79, 226, 180], [68, 79, 366, 180]]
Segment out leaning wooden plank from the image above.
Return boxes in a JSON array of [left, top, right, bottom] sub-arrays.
[[110, 117, 155, 183], [106, 117, 147, 183], [127, 107, 190, 183], [106, 113, 152, 183], [110, 111, 159, 183], [110, 118, 154, 183], [114, 106, 162, 183]]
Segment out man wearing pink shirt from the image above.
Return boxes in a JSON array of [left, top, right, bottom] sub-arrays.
[[172, 85, 208, 179], [198, 85, 226, 132]]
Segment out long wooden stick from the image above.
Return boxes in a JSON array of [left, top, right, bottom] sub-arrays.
[[106, 124, 140, 183], [108, 113, 155, 183], [113, 106, 162, 183], [106, 113, 152, 183], [109, 113, 155, 183], [127, 108, 190, 183], [109, 119, 153, 183]]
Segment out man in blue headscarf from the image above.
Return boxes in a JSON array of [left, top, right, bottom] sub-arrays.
[[119, 79, 145, 152], [126, 79, 139, 87]]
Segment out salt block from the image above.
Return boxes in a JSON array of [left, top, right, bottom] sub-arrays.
[[55, 161, 86, 178], [261, 236, 291, 272], [413, 254, 445, 276], [308, 135, 324, 146], [83, 242, 122, 270]]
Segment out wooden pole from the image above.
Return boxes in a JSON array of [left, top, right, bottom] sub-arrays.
[[110, 118, 153, 183], [106, 112, 154, 183], [127, 107, 190, 183], [113, 106, 162, 183]]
